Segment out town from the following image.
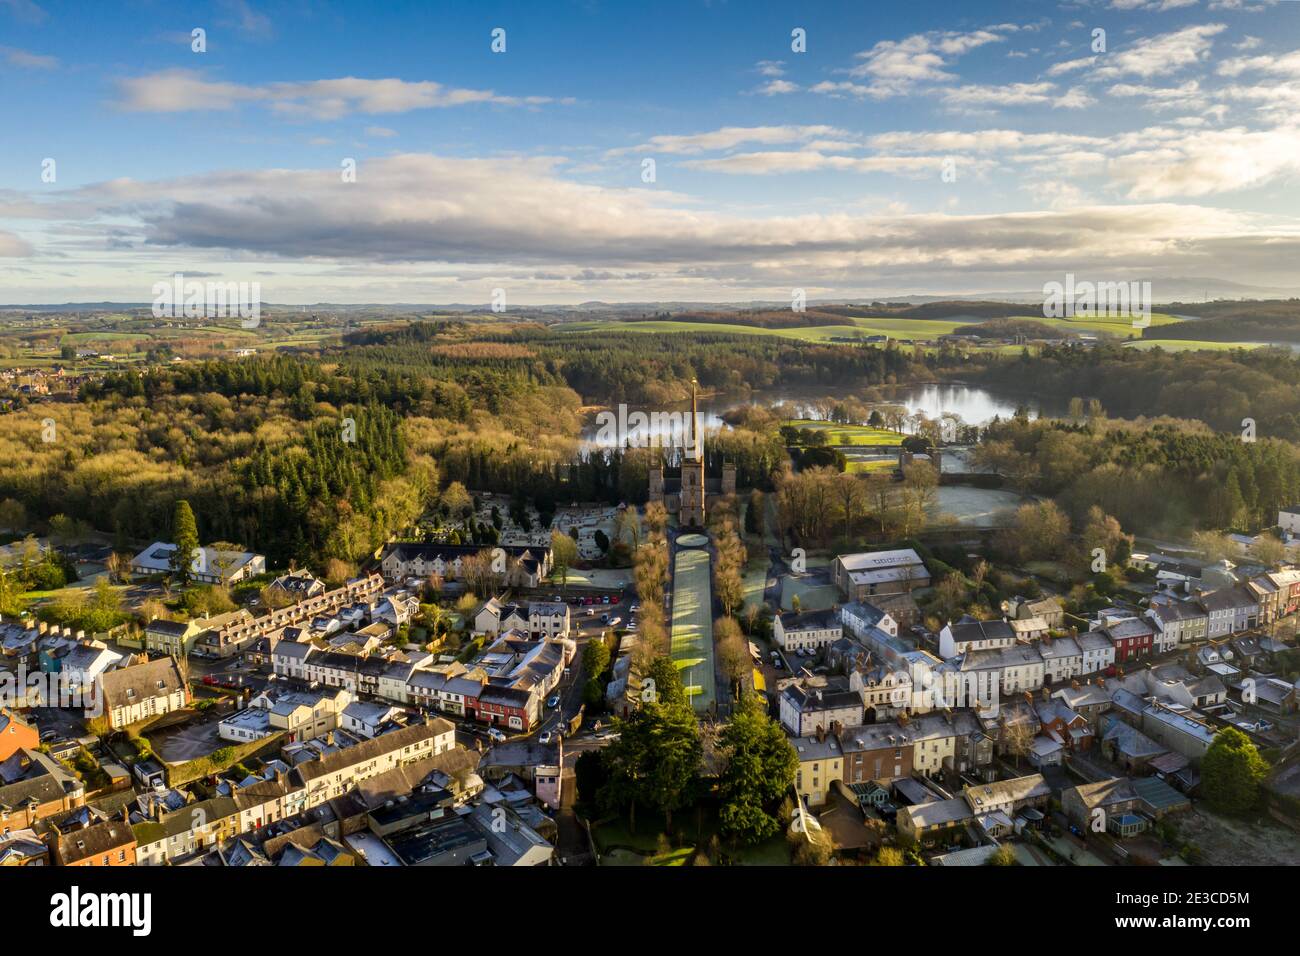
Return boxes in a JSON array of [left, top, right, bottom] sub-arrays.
[[2, 1, 1298, 936], [2, 376, 1299, 871]]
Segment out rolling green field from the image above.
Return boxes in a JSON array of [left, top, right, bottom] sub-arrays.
[[558, 312, 1183, 344], [59, 331, 148, 343], [785, 419, 905, 446], [670, 543, 715, 714], [845, 458, 898, 474]]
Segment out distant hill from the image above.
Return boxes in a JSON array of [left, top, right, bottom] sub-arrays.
[[1152, 300, 1300, 344], [951, 317, 1067, 339]]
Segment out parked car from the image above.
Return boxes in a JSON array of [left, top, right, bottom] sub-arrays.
[[601, 613, 610, 624], [547, 694, 560, 709], [608, 616, 622, 627], [630, 603, 641, 613], [487, 728, 507, 742], [539, 731, 553, 745]]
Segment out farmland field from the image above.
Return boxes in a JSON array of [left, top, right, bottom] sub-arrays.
[[785, 420, 905, 446], [557, 312, 1185, 344], [669, 541, 714, 713]]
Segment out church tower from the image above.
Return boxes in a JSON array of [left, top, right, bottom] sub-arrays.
[[678, 379, 706, 528]]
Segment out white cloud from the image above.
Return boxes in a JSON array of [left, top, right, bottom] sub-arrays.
[[840, 26, 1017, 98], [1053, 86, 1096, 110], [1218, 50, 1300, 78], [609, 125, 849, 156], [944, 82, 1057, 107], [1094, 23, 1227, 79], [1110, 0, 1199, 10], [26, 154, 1288, 284], [755, 79, 799, 95], [0, 46, 57, 68], [1108, 124, 1300, 198], [1107, 80, 1208, 109], [115, 70, 567, 117], [1046, 56, 1095, 77], [680, 151, 949, 176]]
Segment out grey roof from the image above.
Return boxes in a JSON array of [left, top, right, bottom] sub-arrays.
[[778, 607, 842, 631], [960, 643, 1043, 671], [1067, 777, 1138, 809], [948, 619, 1015, 644], [1077, 631, 1113, 653], [295, 719, 454, 783], [904, 797, 972, 828], [0, 749, 81, 810], [1102, 718, 1166, 758], [1148, 601, 1205, 624], [1199, 586, 1258, 612], [1106, 618, 1154, 639], [99, 656, 184, 710], [1038, 637, 1081, 660]]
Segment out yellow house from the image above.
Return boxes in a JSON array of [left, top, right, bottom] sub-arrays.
[[791, 733, 844, 808]]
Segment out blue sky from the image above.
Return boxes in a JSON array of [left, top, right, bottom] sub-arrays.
[[2, 0, 1300, 303]]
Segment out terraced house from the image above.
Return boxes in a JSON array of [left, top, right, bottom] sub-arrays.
[[379, 543, 551, 589]]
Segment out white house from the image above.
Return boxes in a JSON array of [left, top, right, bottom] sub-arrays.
[[939, 618, 1016, 661], [1279, 505, 1300, 540], [93, 656, 188, 730], [840, 602, 898, 639], [1077, 631, 1116, 675], [129, 541, 265, 585], [773, 608, 842, 653], [528, 602, 571, 638], [341, 700, 403, 739], [1038, 636, 1082, 684]]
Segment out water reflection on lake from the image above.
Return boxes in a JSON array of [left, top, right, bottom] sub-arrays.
[[579, 383, 1061, 449]]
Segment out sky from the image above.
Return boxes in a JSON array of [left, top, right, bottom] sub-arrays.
[[2, 0, 1300, 304]]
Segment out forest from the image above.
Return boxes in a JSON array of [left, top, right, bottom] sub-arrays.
[[6, 318, 1300, 568]]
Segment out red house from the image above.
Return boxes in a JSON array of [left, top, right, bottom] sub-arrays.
[[1034, 699, 1093, 752], [1104, 619, 1153, 664], [476, 685, 537, 732]]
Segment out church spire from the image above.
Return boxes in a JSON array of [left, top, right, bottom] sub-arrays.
[[691, 377, 701, 461]]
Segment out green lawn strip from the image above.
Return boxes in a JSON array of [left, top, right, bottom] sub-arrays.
[[670, 545, 714, 713]]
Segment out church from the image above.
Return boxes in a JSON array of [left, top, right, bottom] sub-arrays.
[[648, 380, 736, 529]]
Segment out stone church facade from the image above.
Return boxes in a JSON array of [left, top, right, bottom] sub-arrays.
[[648, 380, 736, 529]]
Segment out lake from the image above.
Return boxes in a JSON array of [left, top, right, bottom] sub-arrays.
[[579, 382, 1061, 449]]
